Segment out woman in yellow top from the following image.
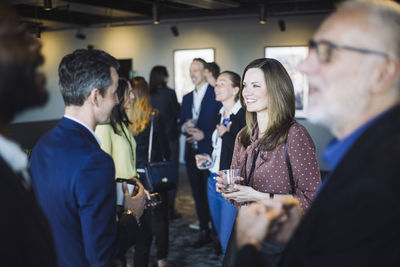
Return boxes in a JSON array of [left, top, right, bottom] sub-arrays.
[[95, 77, 136, 179]]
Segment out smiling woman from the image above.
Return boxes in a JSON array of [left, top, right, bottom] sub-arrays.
[[218, 58, 321, 266], [224, 57, 321, 212]]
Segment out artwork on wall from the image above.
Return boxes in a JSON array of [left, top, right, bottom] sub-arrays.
[[173, 48, 215, 103], [265, 46, 308, 117]]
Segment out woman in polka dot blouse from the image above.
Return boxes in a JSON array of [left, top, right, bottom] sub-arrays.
[[217, 58, 321, 213]]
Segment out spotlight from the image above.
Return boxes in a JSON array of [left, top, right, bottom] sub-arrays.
[[279, 20, 286, 32], [171, 26, 179, 37], [43, 0, 52, 11], [75, 30, 86, 40], [259, 4, 266, 24], [36, 26, 41, 38], [152, 4, 160, 25]]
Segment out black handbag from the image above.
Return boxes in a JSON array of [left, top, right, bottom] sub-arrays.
[[143, 113, 177, 193]]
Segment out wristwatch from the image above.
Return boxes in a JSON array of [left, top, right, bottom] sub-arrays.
[[123, 209, 134, 216], [123, 209, 140, 224]]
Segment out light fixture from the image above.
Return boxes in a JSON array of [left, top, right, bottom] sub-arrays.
[[171, 26, 179, 37], [279, 20, 286, 32], [152, 3, 160, 25], [36, 26, 41, 38], [75, 29, 86, 40], [43, 0, 52, 11], [259, 4, 266, 24]]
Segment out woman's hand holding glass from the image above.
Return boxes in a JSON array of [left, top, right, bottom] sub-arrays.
[[215, 171, 269, 204]]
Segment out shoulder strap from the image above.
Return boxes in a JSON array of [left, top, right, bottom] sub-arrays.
[[147, 113, 155, 163], [284, 139, 295, 194], [245, 149, 260, 187]]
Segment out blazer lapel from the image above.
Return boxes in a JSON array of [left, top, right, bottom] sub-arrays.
[[198, 84, 213, 123]]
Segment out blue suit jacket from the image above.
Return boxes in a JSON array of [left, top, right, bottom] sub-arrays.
[[30, 117, 137, 267], [178, 84, 221, 160]]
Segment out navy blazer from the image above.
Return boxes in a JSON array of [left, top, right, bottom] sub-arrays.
[[30, 117, 138, 267], [215, 107, 246, 170], [178, 84, 222, 160]]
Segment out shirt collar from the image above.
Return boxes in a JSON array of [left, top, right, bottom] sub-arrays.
[[63, 115, 101, 146], [323, 107, 394, 171], [219, 100, 242, 117], [0, 134, 28, 174], [194, 82, 208, 94]]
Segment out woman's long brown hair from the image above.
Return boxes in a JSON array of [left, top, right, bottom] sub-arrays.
[[238, 58, 295, 151]]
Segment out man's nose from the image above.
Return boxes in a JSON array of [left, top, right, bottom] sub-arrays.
[[297, 50, 318, 75]]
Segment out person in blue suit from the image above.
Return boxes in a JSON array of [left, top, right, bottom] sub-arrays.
[[178, 58, 221, 247], [30, 49, 146, 267]]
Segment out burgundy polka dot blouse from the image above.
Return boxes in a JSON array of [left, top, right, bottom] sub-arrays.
[[231, 122, 321, 212]]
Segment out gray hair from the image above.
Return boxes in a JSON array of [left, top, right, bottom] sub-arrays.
[[58, 49, 119, 106], [338, 0, 400, 91]]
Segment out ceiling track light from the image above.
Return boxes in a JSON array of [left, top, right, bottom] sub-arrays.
[[279, 20, 286, 32], [171, 25, 179, 37], [43, 0, 52, 11], [75, 29, 86, 40], [36, 26, 41, 38], [152, 3, 160, 25], [259, 4, 266, 24]]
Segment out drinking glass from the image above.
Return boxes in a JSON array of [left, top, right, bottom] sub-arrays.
[[220, 169, 241, 193]]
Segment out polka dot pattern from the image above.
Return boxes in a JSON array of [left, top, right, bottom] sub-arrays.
[[231, 122, 321, 212]]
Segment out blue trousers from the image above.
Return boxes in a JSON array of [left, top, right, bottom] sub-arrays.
[[207, 173, 237, 254]]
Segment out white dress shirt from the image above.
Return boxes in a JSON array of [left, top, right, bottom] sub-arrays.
[[0, 134, 30, 187]]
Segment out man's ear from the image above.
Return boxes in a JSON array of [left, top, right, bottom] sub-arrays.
[[88, 88, 100, 107], [371, 59, 400, 95]]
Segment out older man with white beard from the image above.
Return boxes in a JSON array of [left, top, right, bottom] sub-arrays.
[[233, 1, 400, 267]]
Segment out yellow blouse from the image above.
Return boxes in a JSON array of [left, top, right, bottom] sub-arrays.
[[95, 123, 137, 179]]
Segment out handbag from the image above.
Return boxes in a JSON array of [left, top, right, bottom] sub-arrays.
[[143, 113, 177, 193]]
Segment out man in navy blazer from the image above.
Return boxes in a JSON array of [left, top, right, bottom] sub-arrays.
[[179, 58, 221, 247], [30, 49, 146, 267], [234, 1, 400, 266]]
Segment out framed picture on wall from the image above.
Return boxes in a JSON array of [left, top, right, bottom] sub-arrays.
[[173, 48, 215, 103], [265, 46, 308, 117]]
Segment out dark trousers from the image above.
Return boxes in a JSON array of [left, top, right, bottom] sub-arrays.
[[153, 191, 169, 260], [167, 138, 180, 214], [186, 151, 210, 231], [134, 210, 153, 267], [134, 193, 170, 265]]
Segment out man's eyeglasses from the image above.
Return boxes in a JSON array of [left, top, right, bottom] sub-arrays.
[[308, 39, 389, 63]]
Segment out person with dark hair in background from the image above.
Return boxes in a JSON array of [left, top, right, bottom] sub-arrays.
[[205, 62, 220, 87], [195, 70, 246, 254], [179, 58, 222, 247], [128, 76, 172, 267], [95, 78, 137, 179], [0, 3, 57, 266], [234, 1, 400, 267], [149, 65, 181, 220], [30, 49, 146, 267]]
